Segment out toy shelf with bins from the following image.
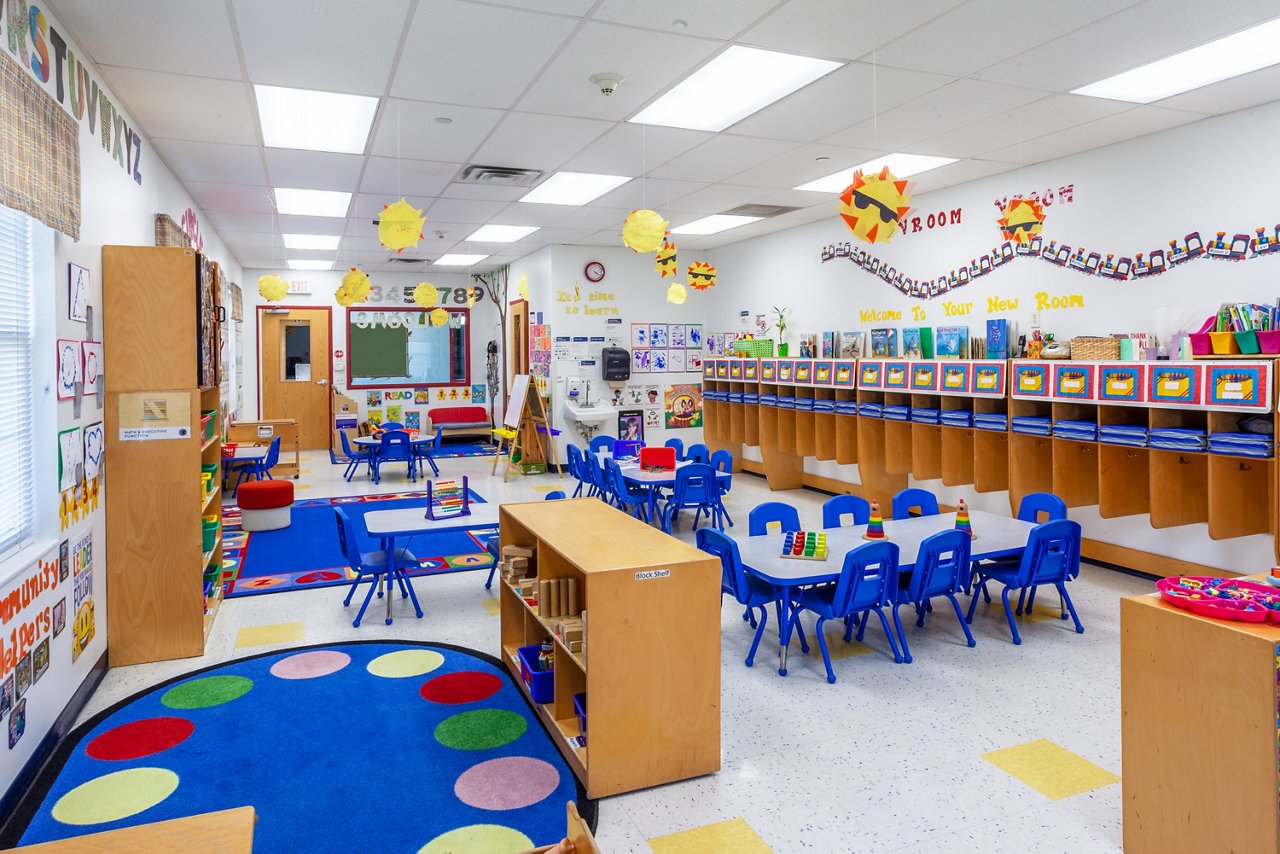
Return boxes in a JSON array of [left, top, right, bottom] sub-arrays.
[[496, 499, 720, 798]]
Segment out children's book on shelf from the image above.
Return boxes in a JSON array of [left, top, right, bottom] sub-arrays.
[[985, 319, 1009, 359], [798, 333, 818, 359], [935, 326, 969, 359], [839, 330, 864, 358], [821, 331, 836, 357], [901, 327, 934, 359], [870, 328, 898, 357]]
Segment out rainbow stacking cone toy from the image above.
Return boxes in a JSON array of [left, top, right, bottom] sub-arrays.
[[955, 499, 976, 539], [863, 499, 887, 540]]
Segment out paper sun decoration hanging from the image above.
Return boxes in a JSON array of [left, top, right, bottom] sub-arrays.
[[413, 282, 439, 308], [687, 260, 717, 290], [465, 286, 481, 307], [257, 274, 288, 302], [997, 198, 1047, 246], [430, 307, 450, 326], [655, 240, 678, 277], [378, 198, 426, 254], [335, 267, 372, 307], [838, 167, 911, 245], [666, 282, 688, 304], [621, 209, 669, 253], [517, 273, 529, 301]]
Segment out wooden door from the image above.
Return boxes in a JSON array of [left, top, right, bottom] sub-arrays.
[[507, 299, 543, 462], [259, 307, 331, 449]]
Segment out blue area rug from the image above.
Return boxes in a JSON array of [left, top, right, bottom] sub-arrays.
[[220, 492, 496, 598], [5, 642, 593, 853]]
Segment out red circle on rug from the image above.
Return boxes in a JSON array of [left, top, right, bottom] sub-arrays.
[[85, 717, 195, 761], [420, 671, 503, 705]]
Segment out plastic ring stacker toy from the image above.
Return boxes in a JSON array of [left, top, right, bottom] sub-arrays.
[[237, 480, 294, 532]]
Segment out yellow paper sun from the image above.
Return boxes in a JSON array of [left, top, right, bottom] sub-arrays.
[[838, 167, 911, 245], [465, 286, 482, 307], [335, 267, 372, 307], [517, 273, 529, 301], [430, 307, 450, 326], [687, 260, 716, 290], [622, 209, 668, 253], [997, 198, 1047, 245], [413, 282, 439, 308], [257, 274, 288, 302], [666, 282, 688, 304], [378, 198, 426, 254], [655, 240, 678, 277]]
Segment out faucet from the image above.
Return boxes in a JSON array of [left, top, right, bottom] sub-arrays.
[[583, 380, 591, 406]]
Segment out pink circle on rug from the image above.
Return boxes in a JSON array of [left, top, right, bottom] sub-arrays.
[[270, 650, 351, 680], [454, 757, 560, 810]]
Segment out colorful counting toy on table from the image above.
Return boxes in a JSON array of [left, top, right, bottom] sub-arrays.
[[955, 499, 976, 539], [781, 531, 829, 561], [863, 501, 887, 541], [424, 476, 471, 520]]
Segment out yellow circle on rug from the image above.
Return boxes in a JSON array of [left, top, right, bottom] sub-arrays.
[[367, 649, 445, 678], [418, 823, 533, 854], [51, 767, 179, 825]]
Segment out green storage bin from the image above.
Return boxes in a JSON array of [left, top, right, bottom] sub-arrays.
[[201, 463, 219, 492], [201, 410, 219, 441], [202, 515, 220, 551], [731, 339, 774, 357], [1234, 330, 1261, 354]]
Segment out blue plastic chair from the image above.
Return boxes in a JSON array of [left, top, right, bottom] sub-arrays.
[[544, 490, 566, 500], [710, 449, 735, 528], [788, 541, 903, 682], [966, 519, 1084, 644], [484, 491, 565, 588], [660, 464, 720, 533], [588, 452, 613, 504], [822, 494, 871, 528], [748, 501, 801, 536], [605, 457, 649, 521], [685, 443, 710, 464], [372, 430, 417, 484], [588, 435, 616, 456], [334, 507, 422, 627], [234, 436, 282, 489], [974, 492, 1069, 607], [565, 444, 591, 497], [893, 529, 975, 662], [664, 438, 685, 461], [339, 430, 372, 482], [380, 421, 405, 431], [415, 426, 443, 477], [891, 487, 939, 519], [697, 528, 774, 667]]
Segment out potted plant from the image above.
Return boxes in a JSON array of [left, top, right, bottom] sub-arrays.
[[771, 305, 791, 356]]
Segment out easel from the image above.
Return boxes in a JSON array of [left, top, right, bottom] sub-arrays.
[[492, 374, 563, 482]]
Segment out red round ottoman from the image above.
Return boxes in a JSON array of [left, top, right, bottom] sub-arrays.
[[237, 480, 294, 532]]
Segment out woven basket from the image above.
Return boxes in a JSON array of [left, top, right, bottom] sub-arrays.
[[1070, 336, 1120, 360]]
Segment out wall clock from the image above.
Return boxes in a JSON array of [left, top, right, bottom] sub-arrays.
[[584, 261, 606, 283]]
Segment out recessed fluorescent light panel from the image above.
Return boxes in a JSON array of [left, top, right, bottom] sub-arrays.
[[631, 45, 842, 132], [466, 225, 540, 242], [435, 254, 490, 266], [520, 172, 632, 206], [273, 188, 352, 217], [282, 233, 341, 250], [794, 153, 958, 193], [670, 214, 763, 235], [254, 84, 379, 154], [287, 259, 334, 271], [1072, 17, 1280, 103]]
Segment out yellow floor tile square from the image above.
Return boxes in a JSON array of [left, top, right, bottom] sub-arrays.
[[649, 818, 773, 854], [807, 628, 875, 661], [482, 598, 501, 616], [235, 621, 305, 649], [982, 738, 1119, 800]]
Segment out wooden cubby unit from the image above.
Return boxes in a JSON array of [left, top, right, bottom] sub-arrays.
[[497, 499, 721, 798], [835, 389, 858, 465], [972, 397, 1009, 494], [882, 393, 912, 476], [814, 389, 836, 461], [1051, 402, 1099, 508], [910, 394, 942, 482]]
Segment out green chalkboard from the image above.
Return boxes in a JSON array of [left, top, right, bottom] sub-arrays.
[[349, 323, 409, 378]]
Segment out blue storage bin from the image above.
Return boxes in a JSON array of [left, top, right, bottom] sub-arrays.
[[573, 692, 587, 742], [517, 644, 555, 704]]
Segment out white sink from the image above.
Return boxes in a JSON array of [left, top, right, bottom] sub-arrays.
[[564, 400, 615, 428]]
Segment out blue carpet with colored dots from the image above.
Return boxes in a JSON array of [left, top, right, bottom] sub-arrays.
[[7, 642, 590, 853]]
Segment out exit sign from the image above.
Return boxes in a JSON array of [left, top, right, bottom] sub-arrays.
[[288, 280, 311, 295]]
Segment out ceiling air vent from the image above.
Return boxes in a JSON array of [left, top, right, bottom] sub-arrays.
[[723, 203, 801, 218], [455, 165, 544, 187], [387, 256, 428, 264]]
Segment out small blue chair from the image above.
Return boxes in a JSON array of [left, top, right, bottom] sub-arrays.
[[380, 421, 405, 431], [544, 490, 567, 500], [588, 435, 616, 456], [339, 430, 372, 482], [685, 443, 710, 463], [372, 430, 416, 484], [664, 438, 685, 461], [334, 507, 422, 627], [605, 457, 649, 521], [566, 444, 591, 497], [974, 492, 1069, 607], [710, 449, 735, 528], [415, 426, 443, 478], [967, 519, 1084, 644], [893, 529, 975, 662], [822, 494, 871, 528], [748, 501, 801, 536], [660, 464, 720, 533], [589, 453, 612, 504], [891, 487, 939, 519], [788, 541, 903, 682], [697, 528, 773, 667], [233, 436, 282, 489]]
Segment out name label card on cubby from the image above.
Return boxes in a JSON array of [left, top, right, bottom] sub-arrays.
[[1053, 363, 1097, 400], [911, 362, 938, 391], [715, 361, 729, 379], [793, 361, 812, 384], [884, 361, 909, 389], [834, 361, 855, 386], [778, 360, 794, 383], [1013, 359, 1272, 412], [729, 361, 743, 380], [1012, 362, 1050, 398], [859, 361, 884, 389], [1099, 365, 1144, 403], [704, 361, 716, 379], [1204, 362, 1271, 410], [761, 360, 777, 381], [972, 362, 1006, 395], [743, 360, 758, 381], [813, 361, 833, 384]]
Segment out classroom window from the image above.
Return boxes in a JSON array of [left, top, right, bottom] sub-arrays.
[[345, 307, 470, 388], [0, 205, 36, 560], [282, 321, 312, 381]]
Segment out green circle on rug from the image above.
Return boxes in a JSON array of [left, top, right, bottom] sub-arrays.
[[418, 823, 532, 853], [51, 768, 179, 825], [435, 709, 527, 751], [161, 675, 253, 710], [367, 649, 444, 678]]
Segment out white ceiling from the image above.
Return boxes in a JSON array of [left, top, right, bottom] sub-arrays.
[[47, 0, 1280, 272]]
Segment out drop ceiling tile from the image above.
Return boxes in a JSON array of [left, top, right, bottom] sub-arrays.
[[663, 183, 772, 214], [980, 106, 1207, 166], [233, 0, 412, 94], [740, 188, 837, 209], [484, 0, 597, 14], [282, 214, 362, 235], [369, 99, 505, 163], [904, 94, 1135, 159], [590, 177, 709, 209], [425, 197, 512, 224], [391, 0, 579, 108], [184, 181, 275, 214], [359, 157, 459, 198], [516, 22, 721, 121], [206, 211, 276, 234], [218, 230, 286, 250], [740, 0, 967, 61], [51, 0, 242, 79], [1155, 63, 1280, 115], [547, 206, 634, 230], [438, 183, 532, 202], [571, 229, 625, 246], [152, 139, 267, 185], [905, 158, 1019, 196], [560, 124, 713, 176], [660, 135, 800, 183], [265, 150, 365, 191], [725, 143, 883, 189], [469, 112, 613, 170], [521, 226, 596, 245], [489, 203, 577, 227], [97, 66, 258, 146], [592, 0, 778, 39]]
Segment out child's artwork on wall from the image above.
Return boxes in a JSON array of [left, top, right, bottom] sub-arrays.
[[687, 351, 703, 371], [685, 325, 702, 350], [669, 349, 687, 373], [83, 422, 104, 479], [56, 340, 80, 400], [631, 324, 649, 349], [650, 324, 669, 348], [664, 383, 704, 429], [58, 427, 83, 491], [706, 334, 721, 356], [618, 409, 644, 443], [670, 324, 686, 349], [632, 349, 651, 373], [81, 341, 102, 395], [651, 350, 669, 372], [68, 263, 89, 323], [644, 408, 661, 429]]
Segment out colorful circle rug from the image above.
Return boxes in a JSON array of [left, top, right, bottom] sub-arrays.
[[2, 642, 593, 853]]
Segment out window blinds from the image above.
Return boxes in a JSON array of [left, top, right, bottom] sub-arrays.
[[0, 205, 34, 559]]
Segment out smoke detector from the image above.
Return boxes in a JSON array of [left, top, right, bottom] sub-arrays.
[[589, 72, 625, 96]]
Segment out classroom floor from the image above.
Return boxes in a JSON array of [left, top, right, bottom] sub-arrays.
[[81, 449, 1149, 853]]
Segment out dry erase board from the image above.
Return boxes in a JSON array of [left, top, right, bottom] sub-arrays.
[[504, 374, 530, 427]]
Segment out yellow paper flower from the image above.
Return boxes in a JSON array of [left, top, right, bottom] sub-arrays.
[[838, 166, 911, 245], [378, 198, 426, 254], [655, 240, 678, 277], [430, 307, 450, 326], [622, 209, 668, 253], [413, 282, 439, 307], [666, 282, 688, 304], [258, 274, 288, 302], [517, 273, 529, 301], [687, 260, 716, 290]]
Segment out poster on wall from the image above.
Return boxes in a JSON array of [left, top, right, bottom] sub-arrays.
[[645, 409, 661, 429], [471, 384, 487, 404], [68, 264, 89, 323], [665, 384, 704, 429], [57, 428, 83, 492], [644, 385, 661, 407], [56, 340, 80, 400], [71, 532, 95, 663], [80, 342, 102, 395], [82, 422, 104, 479], [618, 409, 644, 443]]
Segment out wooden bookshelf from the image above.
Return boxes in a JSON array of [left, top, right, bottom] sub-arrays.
[[103, 246, 223, 666], [497, 499, 721, 798]]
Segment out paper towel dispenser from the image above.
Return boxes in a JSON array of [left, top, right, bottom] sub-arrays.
[[601, 346, 630, 381]]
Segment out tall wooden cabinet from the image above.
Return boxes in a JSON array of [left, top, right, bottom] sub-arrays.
[[103, 246, 224, 666]]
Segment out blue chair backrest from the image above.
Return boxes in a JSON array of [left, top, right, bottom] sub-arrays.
[[262, 435, 282, 469], [565, 443, 584, 480], [333, 507, 361, 568], [588, 435, 616, 456], [672, 463, 717, 507], [906, 529, 972, 602], [379, 430, 413, 461], [686, 443, 710, 464], [822, 494, 870, 528], [592, 454, 613, 498], [544, 491, 567, 500], [664, 438, 685, 460], [891, 487, 939, 519], [697, 527, 748, 603], [710, 449, 733, 473], [604, 457, 626, 498], [831, 541, 900, 617], [748, 501, 800, 536], [429, 426, 444, 451], [1017, 519, 1082, 586], [1017, 492, 1067, 523], [340, 429, 360, 458], [381, 421, 405, 431]]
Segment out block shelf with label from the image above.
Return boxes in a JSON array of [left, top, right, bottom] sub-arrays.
[[496, 499, 720, 798]]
